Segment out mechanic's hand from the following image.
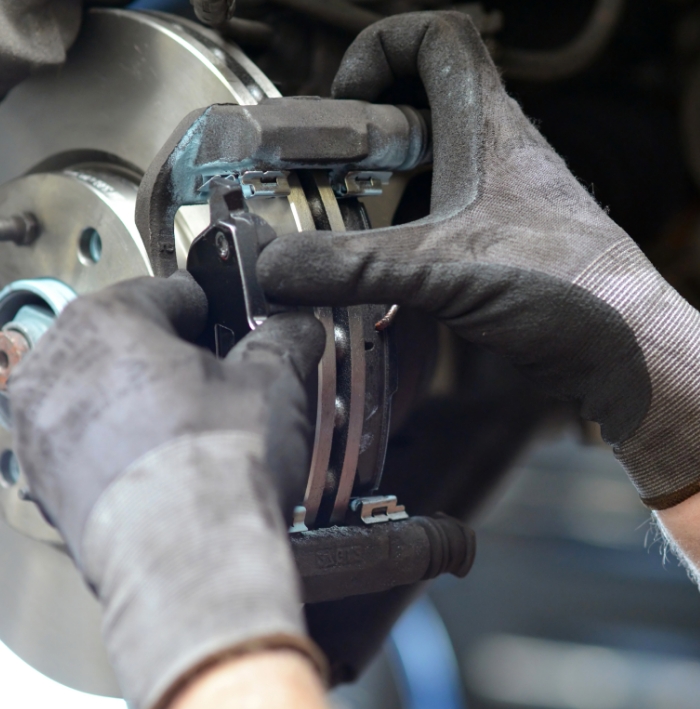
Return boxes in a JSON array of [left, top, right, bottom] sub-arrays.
[[258, 11, 700, 511], [0, 0, 82, 98], [9, 272, 327, 709]]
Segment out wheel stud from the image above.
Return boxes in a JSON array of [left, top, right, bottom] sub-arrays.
[[0, 213, 40, 246]]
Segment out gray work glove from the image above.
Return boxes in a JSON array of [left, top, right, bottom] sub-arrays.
[[0, 0, 82, 98], [9, 272, 327, 709], [258, 11, 700, 511]]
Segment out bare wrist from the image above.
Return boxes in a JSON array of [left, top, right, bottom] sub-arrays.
[[168, 649, 329, 709]]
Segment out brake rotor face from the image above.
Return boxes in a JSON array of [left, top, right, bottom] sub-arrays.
[[0, 8, 394, 696]]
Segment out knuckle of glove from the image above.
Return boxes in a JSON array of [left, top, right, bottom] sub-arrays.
[[82, 274, 207, 343], [332, 11, 480, 99], [0, 0, 82, 96]]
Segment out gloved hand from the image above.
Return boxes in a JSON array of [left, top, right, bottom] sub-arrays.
[[258, 10, 700, 512], [0, 0, 82, 98], [9, 272, 327, 709]]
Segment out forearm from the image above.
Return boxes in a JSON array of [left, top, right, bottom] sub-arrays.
[[655, 492, 700, 584], [168, 651, 329, 709]]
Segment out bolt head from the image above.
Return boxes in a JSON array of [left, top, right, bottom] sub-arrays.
[[215, 231, 230, 260]]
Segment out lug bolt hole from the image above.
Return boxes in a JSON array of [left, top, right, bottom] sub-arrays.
[[78, 227, 103, 265], [0, 449, 19, 487], [0, 351, 8, 370]]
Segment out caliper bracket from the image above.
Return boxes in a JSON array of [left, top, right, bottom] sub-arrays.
[[135, 96, 431, 276]]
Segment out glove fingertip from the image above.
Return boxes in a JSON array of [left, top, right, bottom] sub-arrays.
[[331, 28, 394, 101], [258, 228, 401, 307], [102, 272, 208, 342], [166, 270, 209, 341], [257, 232, 336, 304], [226, 312, 326, 381], [286, 312, 327, 377]]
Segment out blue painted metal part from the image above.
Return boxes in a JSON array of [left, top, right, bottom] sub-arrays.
[[127, 0, 193, 13], [389, 597, 467, 709]]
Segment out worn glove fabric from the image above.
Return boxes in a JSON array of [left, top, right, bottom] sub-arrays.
[[258, 11, 700, 511], [0, 0, 82, 98], [9, 273, 327, 709]]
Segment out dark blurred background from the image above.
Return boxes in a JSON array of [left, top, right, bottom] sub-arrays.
[[334, 430, 700, 709]]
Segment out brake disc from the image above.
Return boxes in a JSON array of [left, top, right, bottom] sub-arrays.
[[0, 9, 395, 695]]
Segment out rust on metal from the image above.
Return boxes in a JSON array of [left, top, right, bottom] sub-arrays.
[[0, 330, 30, 390], [374, 304, 400, 331]]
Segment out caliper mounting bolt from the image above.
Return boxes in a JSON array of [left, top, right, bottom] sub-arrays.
[[0, 213, 41, 246]]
